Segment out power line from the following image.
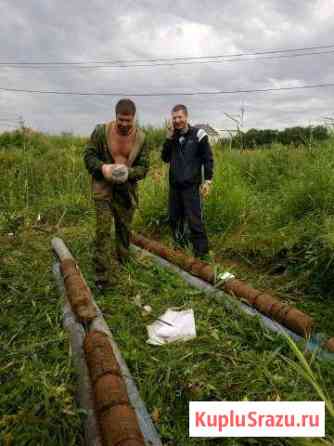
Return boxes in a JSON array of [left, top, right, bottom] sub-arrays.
[[0, 82, 334, 97], [1, 49, 334, 71], [0, 119, 20, 123], [1, 44, 334, 66]]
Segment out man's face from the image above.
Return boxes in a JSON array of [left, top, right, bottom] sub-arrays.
[[116, 113, 135, 135], [172, 110, 188, 131]]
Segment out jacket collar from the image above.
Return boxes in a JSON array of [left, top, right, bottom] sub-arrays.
[[105, 121, 145, 167]]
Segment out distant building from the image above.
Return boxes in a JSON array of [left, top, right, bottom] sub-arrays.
[[193, 123, 223, 144]]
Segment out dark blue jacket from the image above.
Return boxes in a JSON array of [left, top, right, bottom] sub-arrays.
[[161, 125, 214, 188]]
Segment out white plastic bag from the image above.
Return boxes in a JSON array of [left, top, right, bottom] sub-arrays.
[[146, 309, 196, 346]]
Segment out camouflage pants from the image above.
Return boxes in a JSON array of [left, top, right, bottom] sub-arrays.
[[94, 198, 135, 283]]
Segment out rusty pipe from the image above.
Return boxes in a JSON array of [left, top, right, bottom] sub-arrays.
[[52, 237, 162, 446], [131, 233, 314, 338], [84, 330, 145, 446]]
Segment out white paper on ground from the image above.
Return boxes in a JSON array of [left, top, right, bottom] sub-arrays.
[[218, 272, 235, 282], [146, 309, 196, 346]]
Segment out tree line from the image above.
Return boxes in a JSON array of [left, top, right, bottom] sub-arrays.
[[0, 124, 330, 151], [222, 125, 330, 149]]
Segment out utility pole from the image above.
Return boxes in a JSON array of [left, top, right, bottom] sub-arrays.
[[223, 103, 246, 150], [18, 115, 25, 131], [18, 115, 27, 151], [240, 102, 245, 130], [18, 115, 29, 207], [323, 116, 334, 130], [224, 111, 244, 150]]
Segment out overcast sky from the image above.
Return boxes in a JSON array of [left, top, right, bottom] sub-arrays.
[[0, 0, 333, 135]]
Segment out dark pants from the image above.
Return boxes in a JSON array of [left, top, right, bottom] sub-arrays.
[[94, 199, 135, 283], [168, 184, 209, 257]]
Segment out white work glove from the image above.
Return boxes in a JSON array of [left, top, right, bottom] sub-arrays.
[[112, 164, 128, 184], [102, 164, 129, 184], [200, 180, 212, 198]]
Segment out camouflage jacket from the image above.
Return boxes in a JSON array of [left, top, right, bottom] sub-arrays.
[[84, 122, 149, 204]]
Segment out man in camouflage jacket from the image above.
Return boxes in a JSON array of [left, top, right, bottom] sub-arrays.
[[84, 98, 149, 289]]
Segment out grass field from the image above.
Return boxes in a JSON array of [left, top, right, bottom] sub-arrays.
[[1, 129, 334, 445]]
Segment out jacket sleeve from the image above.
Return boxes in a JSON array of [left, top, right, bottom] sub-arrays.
[[84, 125, 104, 177], [198, 134, 214, 181], [161, 138, 173, 163], [128, 139, 150, 181]]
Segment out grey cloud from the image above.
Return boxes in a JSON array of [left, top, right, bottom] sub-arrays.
[[0, 0, 333, 134]]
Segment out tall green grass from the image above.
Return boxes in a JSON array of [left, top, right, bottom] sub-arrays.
[[2, 129, 334, 445], [0, 131, 91, 229], [137, 138, 334, 296], [2, 129, 334, 295]]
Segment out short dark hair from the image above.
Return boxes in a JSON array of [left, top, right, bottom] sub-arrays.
[[172, 104, 188, 115], [115, 98, 136, 116]]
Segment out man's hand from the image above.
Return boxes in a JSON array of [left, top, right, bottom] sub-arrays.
[[200, 180, 212, 198], [102, 163, 129, 183], [166, 120, 174, 139], [101, 163, 114, 179]]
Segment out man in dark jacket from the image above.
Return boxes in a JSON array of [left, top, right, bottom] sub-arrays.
[[161, 104, 214, 258], [84, 98, 149, 289]]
